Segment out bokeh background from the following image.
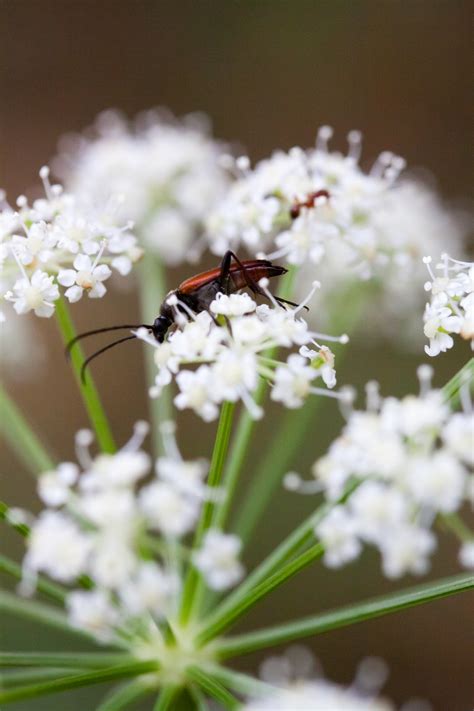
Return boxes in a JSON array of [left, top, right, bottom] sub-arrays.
[[1, 2, 472, 709]]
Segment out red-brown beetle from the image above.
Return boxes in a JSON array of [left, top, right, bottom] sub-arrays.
[[68, 251, 294, 380]]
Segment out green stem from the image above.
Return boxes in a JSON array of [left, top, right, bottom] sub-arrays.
[[216, 572, 474, 659], [213, 268, 297, 532], [197, 543, 324, 646], [0, 555, 66, 604], [199, 486, 355, 643], [204, 665, 273, 697], [0, 668, 77, 688], [0, 660, 159, 704], [0, 652, 133, 668], [152, 685, 179, 711], [186, 667, 240, 710], [233, 280, 368, 544], [179, 402, 236, 625], [441, 357, 473, 406], [189, 685, 210, 711], [96, 679, 155, 711], [138, 254, 171, 456], [0, 386, 54, 475], [0, 501, 30, 538], [55, 296, 116, 453], [0, 590, 107, 644], [442, 512, 474, 542]]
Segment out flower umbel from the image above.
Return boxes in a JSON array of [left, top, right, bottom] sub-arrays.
[[137, 284, 348, 421], [288, 367, 474, 578], [1, 167, 142, 316]]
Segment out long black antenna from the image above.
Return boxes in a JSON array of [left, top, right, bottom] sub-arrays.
[[80, 335, 138, 383], [66, 324, 152, 357]]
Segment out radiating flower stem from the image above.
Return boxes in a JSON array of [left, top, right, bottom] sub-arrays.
[[213, 267, 297, 531], [55, 296, 116, 453], [197, 543, 324, 646], [179, 401, 236, 625], [215, 572, 474, 659], [0, 660, 160, 704], [152, 685, 179, 711], [189, 686, 210, 711], [1, 668, 76, 688], [0, 385, 54, 475], [233, 281, 368, 544], [0, 554, 66, 604], [0, 590, 127, 647], [138, 253, 171, 456], [441, 356, 473, 405], [186, 667, 240, 710], [0, 652, 135, 668], [204, 664, 275, 697], [96, 678, 155, 711]]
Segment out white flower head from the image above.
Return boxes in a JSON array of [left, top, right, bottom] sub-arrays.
[[193, 529, 244, 590], [1, 167, 141, 316], [55, 109, 231, 264]]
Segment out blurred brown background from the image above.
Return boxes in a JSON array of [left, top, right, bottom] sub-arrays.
[[1, 2, 473, 709]]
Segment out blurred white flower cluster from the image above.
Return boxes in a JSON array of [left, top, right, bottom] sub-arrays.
[[1, 168, 142, 317], [245, 648, 402, 711], [21, 423, 243, 643], [289, 367, 473, 578], [138, 286, 347, 421], [56, 109, 230, 265], [423, 254, 473, 356]]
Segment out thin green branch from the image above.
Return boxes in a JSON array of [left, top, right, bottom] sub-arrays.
[[0, 590, 101, 643], [138, 253, 171, 456], [152, 685, 179, 711], [0, 385, 54, 475], [179, 401, 236, 625], [189, 685, 210, 711], [0, 555, 66, 604], [199, 485, 355, 643], [213, 267, 297, 532], [216, 572, 474, 659], [96, 678, 156, 711], [0, 668, 76, 688], [55, 296, 116, 453], [204, 665, 273, 697], [186, 667, 240, 710], [233, 280, 368, 544], [441, 356, 474, 406], [0, 652, 134, 668], [197, 543, 324, 646], [0, 501, 30, 538], [0, 660, 159, 704]]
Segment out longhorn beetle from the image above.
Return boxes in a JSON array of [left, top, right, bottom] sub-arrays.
[[67, 251, 296, 381]]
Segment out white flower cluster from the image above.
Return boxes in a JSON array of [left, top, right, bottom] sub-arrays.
[[423, 255, 473, 356], [1, 169, 142, 317], [56, 109, 230, 265], [289, 368, 473, 578], [138, 286, 347, 422], [246, 649, 396, 711], [206, 127, 468, 345], [21, 423, 243, 642]]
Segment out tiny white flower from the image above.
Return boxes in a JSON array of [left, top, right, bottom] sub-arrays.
[[38, 463, 79, 506], [119, 563, 179, 617], [316, 507, 361, 568], [458, 541, 474, 570], [379, 525, 436, 579], [139, 481, 200, 537], [67, 590, 121, 642], [25, 511, 92, 582], [193, 529, 244, 590], [5, 269, 60, 317], [271, 354, 315, 408]]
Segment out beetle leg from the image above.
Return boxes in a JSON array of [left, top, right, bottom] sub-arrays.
[[218, 250, 234, 295]]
